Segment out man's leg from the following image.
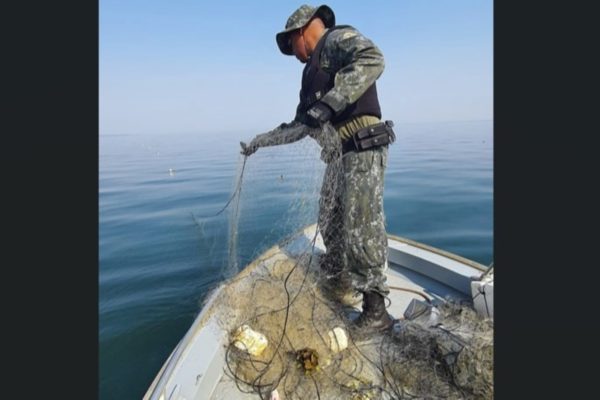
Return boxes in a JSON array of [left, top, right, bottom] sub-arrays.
[[342, 146, 393, 330], [318, 159, 345, 278], [317, 158, 359, 305]]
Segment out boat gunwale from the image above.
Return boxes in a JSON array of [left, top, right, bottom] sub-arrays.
[[387, 233, 488, 272]]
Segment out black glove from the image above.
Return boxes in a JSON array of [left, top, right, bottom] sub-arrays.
[[305, 101, 334, 128], [240, 140, 258, 156]]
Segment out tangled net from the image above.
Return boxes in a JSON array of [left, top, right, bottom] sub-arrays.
[[207, 122, 493, 399], [209, 235, 492, 400]]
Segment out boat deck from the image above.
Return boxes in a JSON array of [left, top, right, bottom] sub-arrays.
[[210, 265, 472, 399], [144, 225, 487, 400]]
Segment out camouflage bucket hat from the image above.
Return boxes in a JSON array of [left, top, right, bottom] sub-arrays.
[[276, 4, 335, 56]]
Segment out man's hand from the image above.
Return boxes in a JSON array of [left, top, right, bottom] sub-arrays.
[[240, 140, 258, 156], [305, 101, 334, 128]]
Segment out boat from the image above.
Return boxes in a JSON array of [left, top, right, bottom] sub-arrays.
[[143, 224, 494, 400]]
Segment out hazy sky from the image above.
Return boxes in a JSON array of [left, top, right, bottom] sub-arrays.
[[100, 0, 492, 136]]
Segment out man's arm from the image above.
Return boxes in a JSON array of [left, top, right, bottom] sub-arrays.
[[240, 120, 310, 155], [319, 28, 385, 115]]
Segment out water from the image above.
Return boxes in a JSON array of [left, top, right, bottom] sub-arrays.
[[99, 120, 493, 399]]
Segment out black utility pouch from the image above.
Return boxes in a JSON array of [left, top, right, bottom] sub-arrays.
[[353, 120, 396, 151]]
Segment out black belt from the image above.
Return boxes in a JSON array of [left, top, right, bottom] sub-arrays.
[[341, 137, 360, 154], [341, 120, 396, 154]]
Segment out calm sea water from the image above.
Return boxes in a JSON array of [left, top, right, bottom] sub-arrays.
[[99, 120, 493, 399]]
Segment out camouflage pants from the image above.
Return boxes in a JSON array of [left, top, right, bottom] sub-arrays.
[[318, 146, 389, 296]]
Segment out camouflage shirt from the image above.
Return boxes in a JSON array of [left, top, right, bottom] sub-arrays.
[[299, 25, 385, 118], [247, 26, 384, 151]]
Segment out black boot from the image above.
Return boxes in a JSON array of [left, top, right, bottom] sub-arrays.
[[319, 255, 362, 307], [320, 275, 362, 307], [353, 291, 395, 332]]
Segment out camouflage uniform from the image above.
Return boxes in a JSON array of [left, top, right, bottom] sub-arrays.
[[245, 5, 390, 296], [298, 28, 385, 128], [317, 120, 389, 297]]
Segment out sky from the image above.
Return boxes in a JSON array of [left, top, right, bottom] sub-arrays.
[[100, 0, 492, 136]]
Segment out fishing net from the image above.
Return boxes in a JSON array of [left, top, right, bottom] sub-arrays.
[[212, 248, 492, 399], [207, 122, 493, 399]]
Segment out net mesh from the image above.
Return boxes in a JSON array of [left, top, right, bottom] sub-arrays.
[[209, 123, 493, 399], [211, 246, 492, 400]]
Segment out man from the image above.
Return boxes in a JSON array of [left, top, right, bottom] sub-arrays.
[[240, 4, 395, 332]]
